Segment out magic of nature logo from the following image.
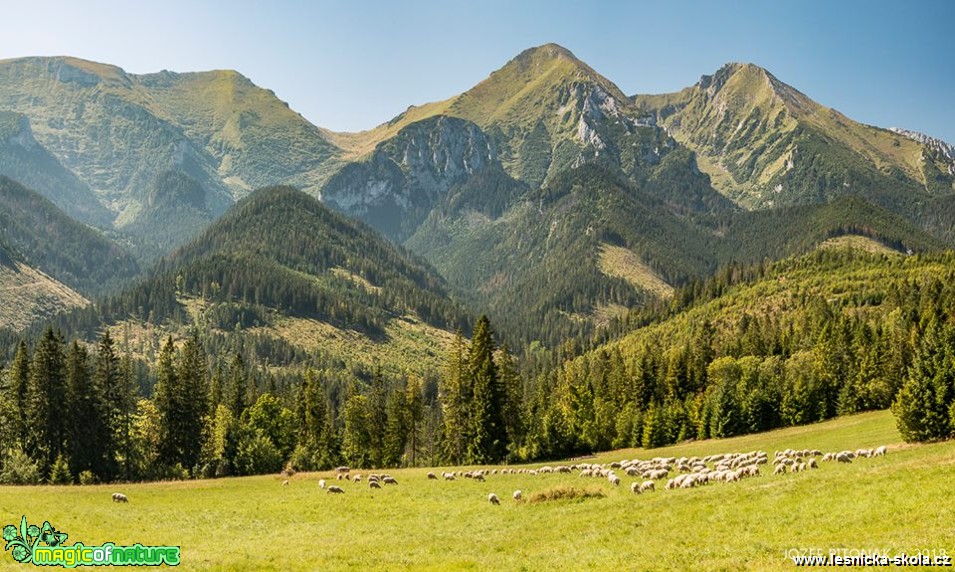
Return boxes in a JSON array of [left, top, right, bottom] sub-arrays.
[[3, 516, 180, 567]]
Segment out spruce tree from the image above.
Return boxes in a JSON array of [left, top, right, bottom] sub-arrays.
[[93, 331, 121, 479], [25, 328, 69, 476], [66, 341, 102, 479], [467, 316, 507, 463]]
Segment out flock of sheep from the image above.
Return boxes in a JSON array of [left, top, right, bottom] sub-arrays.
[[283, 445, 889, 506], [107, 445, 888, 504]]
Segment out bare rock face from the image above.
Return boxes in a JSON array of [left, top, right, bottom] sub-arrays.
[[322, 116, 499, 241]]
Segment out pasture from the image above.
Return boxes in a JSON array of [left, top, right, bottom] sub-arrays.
[[1, 410, 952, 570]]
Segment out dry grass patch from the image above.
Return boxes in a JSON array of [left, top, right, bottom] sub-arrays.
[[526, 486, 605, 504]]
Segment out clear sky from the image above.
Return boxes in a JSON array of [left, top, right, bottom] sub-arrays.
[[1, 0, 952, 142]]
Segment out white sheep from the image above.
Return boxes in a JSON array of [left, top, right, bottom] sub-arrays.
[[808, 458, 818, 469], [318, 479, 326, 489], [383, 476, 398, 485], [630, 482, 641, 494], [327, 486, 345, 494], [836, 452, 852, 464], [773, 464, 786, 476], [112, 493, 129, 503], [609, 475, 621, 486], [488, 493, 500, 505], [282, 479, 289, 486], [369, 480, 381, 489], [874, 445, 887, 457], [513, 490, 522, 501], [640, 481, 655, 493]]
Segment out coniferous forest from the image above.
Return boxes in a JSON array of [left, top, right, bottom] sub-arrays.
[[3, 248, 955, 484]]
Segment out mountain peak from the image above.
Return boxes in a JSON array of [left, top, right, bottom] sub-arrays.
[[511, 43, 580, 63]]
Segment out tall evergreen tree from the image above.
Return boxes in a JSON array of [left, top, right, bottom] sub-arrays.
[[93, 330, 122, 480], [66, 341, 102, 479], [467, 316, 507, 464], [440, 330, 469, 465], [26, 328, 69, 476], [1, 341, 31, 447]]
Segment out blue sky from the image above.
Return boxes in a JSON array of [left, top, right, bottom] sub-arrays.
[[2, 0, 952, 142]]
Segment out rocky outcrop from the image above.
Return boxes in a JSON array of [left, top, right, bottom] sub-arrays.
[[322, 116, 501, 240]]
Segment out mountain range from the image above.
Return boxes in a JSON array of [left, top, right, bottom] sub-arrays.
[[1, 43, 953, 370]]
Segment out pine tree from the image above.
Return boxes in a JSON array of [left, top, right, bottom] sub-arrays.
[[341, 394, 371, 468], [498, 344, 524, 455], [440, 330, 469, 465], [93, 331, 121, 480], [66, 341, 102, 479], [467, 316, 507, 464], [227, 353, 248, 418], [176, 331, 208, 472], [25, 328, 69, 476], [892, 321, 955, 442], [0, 341, 30, 447], [404, 377, 424, 467]]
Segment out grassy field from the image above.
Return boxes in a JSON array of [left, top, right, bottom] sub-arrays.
[[1, 410, 952, 570]]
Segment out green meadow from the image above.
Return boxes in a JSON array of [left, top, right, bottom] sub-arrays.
[[1, 410, 952, 571]]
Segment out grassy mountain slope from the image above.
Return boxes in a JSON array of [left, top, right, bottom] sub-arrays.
[[0, 56, 343, 229], [137, 69, 342, 195], [0, 176, 140, 298], [90, 186, 469, 374], [405, 164, 718, 346], [0, 243, 88, 331], [634, 63, 955, 213], [0, 110, 112, 226]]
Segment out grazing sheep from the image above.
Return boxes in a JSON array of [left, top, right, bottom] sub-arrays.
[[609, 475, 621, 486], [283, 480, 290, 486], [836, 452, 852, 464], [874, 445, 887, 457], [630, 482, 641, 494], [428, 472, 437, 480], [337, 474, 344, 480], [336, 466, 350, 473], [319, 479, 326, 489], [773, 464, 786, 476], [488, 493, 500, 505], [473, 473, 486, 482], [383, 476, 398, 485], [808, 458, 818, 469], [513, 490, 522, 501], [640, 481, 655, 493], [327, 486, 345, 494], [354, 475, 362, 483], [112, 493, 129, 503], [369, 481, 381, 489], [444, 473, 456, 481]]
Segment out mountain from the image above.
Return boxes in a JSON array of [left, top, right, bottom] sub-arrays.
[[332, 45, 733, 214], [0, 242, 88, 331], [0, 176, 140, 299], [322, 115, 525, 241], [90, 186, 469, 374], [633, 63, 955, 213], [119, 170, 218, 264], [0, 110, 112, 226], [0, 57, 344, 242]]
